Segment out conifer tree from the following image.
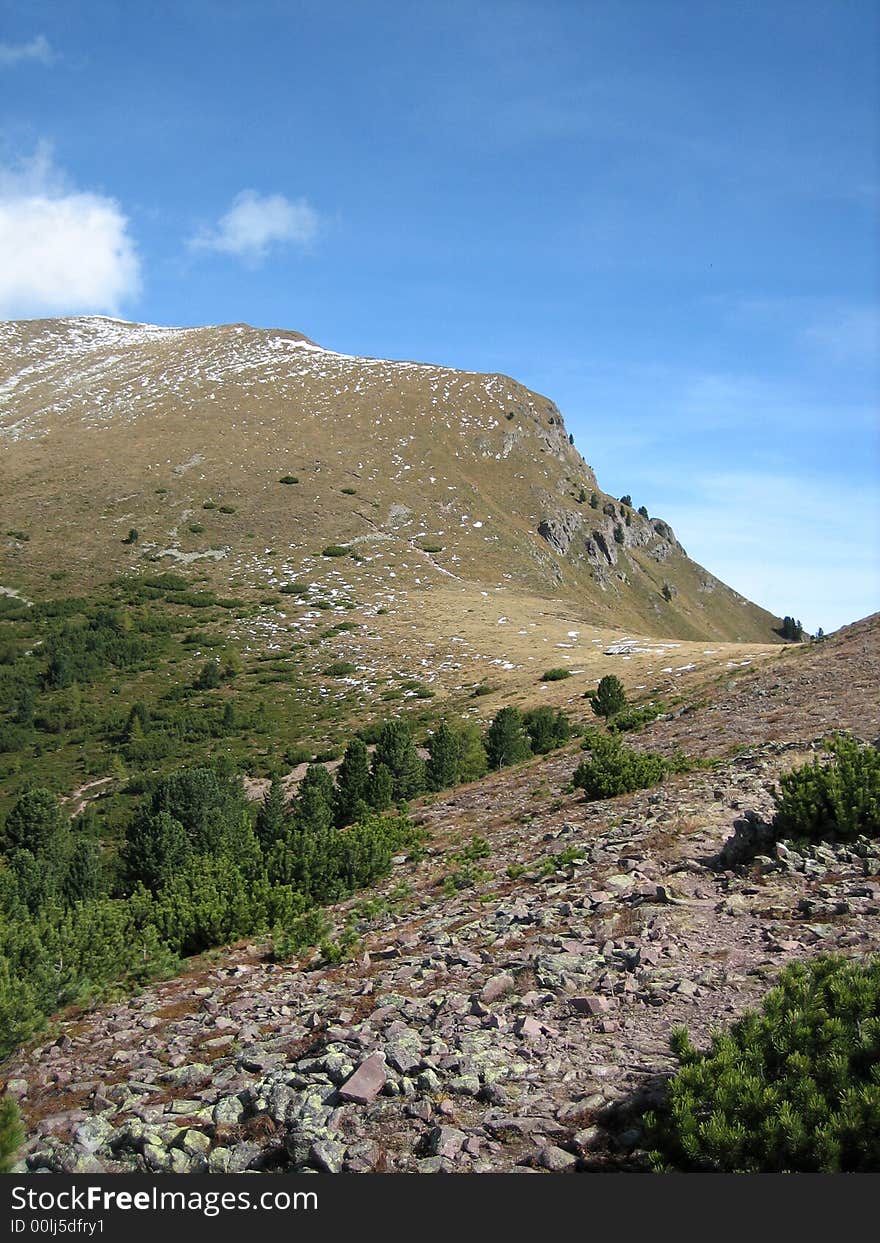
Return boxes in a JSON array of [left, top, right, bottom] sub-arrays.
[[122, 810, 191, 891], [63, 838, 103, 905], [523, 706, 571, 754], [485, 707, 532, 769], [293, 764, 335, 835], [592, 674, 627, 718], [455, 721, 489, 783], [0, 1096, 23, 1174], [368, 762, 394, 811], [1, 788, 67, 859], [334, 738, 371, 827], [426, 723, 461, 791], [371, 720, 426, 800], [255, 774, 287, 848]]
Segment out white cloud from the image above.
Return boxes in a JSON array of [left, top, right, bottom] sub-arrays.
[[0, 34, 55, 67], [190, 190, 319, 261], [653, 472, 880, 635], [0, 144, 141, 318], [803, 305, 880, 365]]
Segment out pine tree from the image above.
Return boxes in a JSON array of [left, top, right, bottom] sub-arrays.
[[455, 722, 489, 783], [334, 738, 371, 827], [368, 762, 394, 811], [293, 764, 335, 835], [255, 775, 287, 848], [426, 723, 461, 791], [592, 674, 627, 719], [485, 707, 532, 770], [122, 810, 191, 891], [523, 706, 571, 754], [9, 848, 58, 913], [150, 766, 245, 854], [124, 701, 150, 741], [1, 787, 67, 859], [63, 838, 103, 904], [371, 720, 426, 801], [0, 1096, 23, 1173]]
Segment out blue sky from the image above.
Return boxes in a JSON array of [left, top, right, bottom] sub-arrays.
[[1, 0, 877, 632]]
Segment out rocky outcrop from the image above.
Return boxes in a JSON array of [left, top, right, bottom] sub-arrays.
[[537, 511, 583, 556], [540, 500, 683, 582]]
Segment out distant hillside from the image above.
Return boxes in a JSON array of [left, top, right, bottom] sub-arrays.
[[0, 316, 779, 642]]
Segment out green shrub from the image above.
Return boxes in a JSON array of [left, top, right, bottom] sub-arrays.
[[122, 528, 139, 545], [218, 505, 236, 514], [608, 701, 665, 734], [772, 735, 880, 842], [271, 908, 330, 962], [572, 732, 668, 800], [541, 667, 571, 682], [188, 523, 205, 535], [279, 475, 300, 485], [323, 661, 357, 677], [202, 501, 217, 510], [280, 582, 309, 596], [0, 1096, 24, 1173], [321, 545, 350, 558], [340, 487, 357, 496], [591, 674, 627, 718], [523, 706, 571, 754], [646, 955, 880, 1172], [485, 706, 532, 770], [420, 543, 443, 554]]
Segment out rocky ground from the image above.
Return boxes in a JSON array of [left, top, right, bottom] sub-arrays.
[[4, 614, 879, 1175]]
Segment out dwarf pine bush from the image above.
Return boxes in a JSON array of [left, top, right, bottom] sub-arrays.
[[591, 674, 627, 719], [0, 1096, 23, 1173], [645, 955, 880, 1172], [573, 731, 668, 800], [773, 735, 880, 842]]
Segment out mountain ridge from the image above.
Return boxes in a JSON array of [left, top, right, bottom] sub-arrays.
[[0, 315, 779, 646]]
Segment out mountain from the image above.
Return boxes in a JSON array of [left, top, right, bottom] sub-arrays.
[[0, 316, 778, 646], [5, 613, 878, 1174]]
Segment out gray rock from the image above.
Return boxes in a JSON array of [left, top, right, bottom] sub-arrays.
[[212, 1095, 245, 1126], [537, 1144, 578, 1171], [422, 1125, 466, 1159], [309, 1137, 347, 1173], [480, 973, 515, 1004]]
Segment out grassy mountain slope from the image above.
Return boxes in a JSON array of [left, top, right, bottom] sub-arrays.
[[1, 316, 778, 643]]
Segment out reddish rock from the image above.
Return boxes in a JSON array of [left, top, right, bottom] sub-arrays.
[[569, 996, 609, 1015], [480, 973, 515, 1004], [338, 1054, 387, 1104]]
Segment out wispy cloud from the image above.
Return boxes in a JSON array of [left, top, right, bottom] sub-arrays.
[[0, 34, 55, 67], [190, 190, 320, 261], [647, 471, 880, 634], [803, 305, 880, 365], [0, 143, 141, 317]]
